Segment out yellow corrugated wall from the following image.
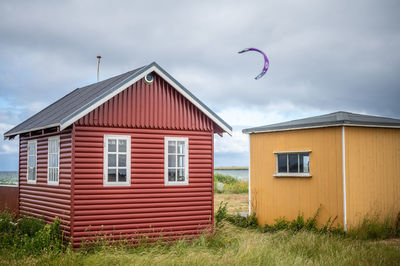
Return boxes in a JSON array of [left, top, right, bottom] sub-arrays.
[[250, 127, 344, 226], [345, 126, 400, 227]]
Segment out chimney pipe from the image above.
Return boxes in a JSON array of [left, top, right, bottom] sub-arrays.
[[97, 55, 102, 82]]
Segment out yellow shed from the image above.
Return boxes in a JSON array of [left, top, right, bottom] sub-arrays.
[[243, 111, 400, 231]]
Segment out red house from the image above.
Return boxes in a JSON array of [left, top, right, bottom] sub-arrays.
[[4, 62, 232, 247]]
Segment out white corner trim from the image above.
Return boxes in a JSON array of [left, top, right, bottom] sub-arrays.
[[342, 126, 347, 232], [59, 65, 232, 136], [248, 134, 251, 215]]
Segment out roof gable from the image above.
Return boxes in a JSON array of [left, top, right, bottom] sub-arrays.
[[5, 62, 232, 138], [75, 72, 219, 132], [243, 111, 400, 134]]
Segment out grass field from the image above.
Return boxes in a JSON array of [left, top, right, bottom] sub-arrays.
[[1, 193, 399, 265]]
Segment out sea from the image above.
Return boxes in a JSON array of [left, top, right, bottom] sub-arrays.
[[0, 171, 18, 186], [214, 169, 249, 180]]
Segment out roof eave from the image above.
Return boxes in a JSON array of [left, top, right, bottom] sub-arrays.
[[3, 123, 60, 140], [242, 122, 400, 134]]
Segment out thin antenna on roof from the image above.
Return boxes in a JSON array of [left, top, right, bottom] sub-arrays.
[[96, 55, 102, 82]]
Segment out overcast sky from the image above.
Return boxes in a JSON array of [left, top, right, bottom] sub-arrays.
[[1, 0, 400, 170]]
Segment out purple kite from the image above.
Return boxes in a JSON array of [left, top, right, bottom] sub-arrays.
[[238, 48, 269, 80]]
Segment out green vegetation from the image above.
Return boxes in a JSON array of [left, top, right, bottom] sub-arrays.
[[348, 214, 400, 240], [214, 173, 248, 194], [0, 204, 399, 265], [0, 211, 65, 256]]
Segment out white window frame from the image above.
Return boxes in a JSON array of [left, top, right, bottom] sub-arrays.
[[273, 150, 312, 177], [47, 136, 60, 185], [103, 134, 131, 187], [164, 137, 189, 186], [27, 140, 37, 184]]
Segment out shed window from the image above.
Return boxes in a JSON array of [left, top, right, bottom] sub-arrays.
[[27, 140, 37, 184], [275, 152, 310, 176], [47, 136, 60, 185], [103, 135, 131, 186], [165, 137, 189, 185]]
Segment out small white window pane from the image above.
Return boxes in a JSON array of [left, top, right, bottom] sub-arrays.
[[108, 154, 116, 167], [177, 141, 185, 154], [118, 139, 127, 152], [177, 155, 185, 167], [108, 169, 116, 182], [28, 157, 34, 167], [108, 139, 116, 152], [118, 154, 126, 167], [177, 169, 185, 181], [168, 155, 176, 167], [55, 141, 59, 153], [168, 169, 176, 182], [168, 141, 176, 153], [118, 169, 127, 182]]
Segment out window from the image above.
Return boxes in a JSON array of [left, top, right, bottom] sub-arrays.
[[274, 151, 311, 177], [48, 136, 60, 185], [103, 135, 131, 186], [27, 140, 37, 184], [165, 137, 188, 185]]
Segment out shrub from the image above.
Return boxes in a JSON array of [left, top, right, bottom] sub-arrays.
[[18, 216, 46, 237], [0, 213, 65, 254], [226, 213, 258, 228], [214, 173, 238, 184], [224, 181, 249, 194], [347, 216, 395, 240], [0, 211, 16, 234]]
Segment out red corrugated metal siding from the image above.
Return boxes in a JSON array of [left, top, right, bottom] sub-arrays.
[[75, 74, 219, 132], [0, 186, 19, 214], [72, 126, 213, 247], [19, 131, 72, 235]]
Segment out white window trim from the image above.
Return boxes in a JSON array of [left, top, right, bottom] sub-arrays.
[[47, 136, 60, 185], [274, 150, 311, 177], [103, 134, 131, 187], [164, 137, 189, 186], [27, 140, 37, 184]]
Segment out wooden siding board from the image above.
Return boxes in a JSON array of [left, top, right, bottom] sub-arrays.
[[346, 126, 400, 227], [72, 126, 213, 248], [250, 127, 343, 226]]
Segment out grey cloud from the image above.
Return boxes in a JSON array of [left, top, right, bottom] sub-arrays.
[[0, 0, 400, 127]]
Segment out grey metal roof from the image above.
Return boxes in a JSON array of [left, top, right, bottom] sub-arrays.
[[242, 111, 400, 134], [4, 62, 232, 138]]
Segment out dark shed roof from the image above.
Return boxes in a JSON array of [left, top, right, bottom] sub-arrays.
[[5, 62, 232, 138], [242, 111, 400, 134]]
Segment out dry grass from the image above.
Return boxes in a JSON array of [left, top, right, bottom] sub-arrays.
[[214, 193, 248, 214]]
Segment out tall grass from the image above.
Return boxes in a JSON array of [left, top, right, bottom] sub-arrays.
[[1, 223, 399, 265], [348, 214, 400, 240]]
